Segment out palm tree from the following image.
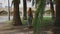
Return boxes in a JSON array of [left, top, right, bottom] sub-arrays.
[[53, 0, 60, 34], [23, 0, 27, 20], [13, 0, 22, 26]]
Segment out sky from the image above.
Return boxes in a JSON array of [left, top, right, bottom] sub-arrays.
[[0, 0, 33, 8]]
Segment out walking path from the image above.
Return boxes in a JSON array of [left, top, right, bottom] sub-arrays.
[[0, 23, 53, 34], [0, 22, 33, 34]]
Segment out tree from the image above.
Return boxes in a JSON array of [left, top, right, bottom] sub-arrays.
[[32, 0, 34, 6], [27, 0, 31, 2], [50, 0, 55, 20], [33, 0, 46, 34], [53, 0, 60, 34], [23, 0, 27, 20], [53, 0, 56, 4], [8, 0, 10, 20], [13, 0, 22, 26]]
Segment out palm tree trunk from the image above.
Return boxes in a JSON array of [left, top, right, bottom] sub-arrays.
[[13, 0, 22, 26]]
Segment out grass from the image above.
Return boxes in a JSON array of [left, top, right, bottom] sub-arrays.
[[4, 20, 15, 29], [39, 17, 53, 27], [5, 16, 53, 27], [5, 20, 12, 24], [22, 19, 27, 25], [23, 16, 53, 28]]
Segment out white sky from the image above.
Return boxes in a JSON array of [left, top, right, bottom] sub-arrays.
[[0, 0, 32, 8]]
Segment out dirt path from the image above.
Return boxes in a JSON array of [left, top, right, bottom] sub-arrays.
[[0, 23, 33, 34], [0, 23, 53, 34]]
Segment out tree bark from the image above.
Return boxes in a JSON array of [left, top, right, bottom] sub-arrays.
[[53, 0, 60, 34], [13, 0, 22, 26]]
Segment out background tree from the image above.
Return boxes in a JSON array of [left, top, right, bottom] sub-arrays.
[[8, 0, 10, 20], [23, 0, 27, 20], [50, 0, 55, 20], [13, 0, 22, 26], [32, 0, 34, 6], [53, 0, 56, 4]]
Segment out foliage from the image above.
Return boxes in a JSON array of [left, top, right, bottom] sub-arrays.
[[45, 10, 51, 14], [5, 20, 15, 29], [33, 0, 46, 34], [0, 10, 8, 15], [22, 19, 27, 25], [42, 17, 53, 27]]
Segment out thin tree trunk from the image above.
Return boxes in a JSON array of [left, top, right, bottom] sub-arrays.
[[23, 0, 27, 20], [50, 0, 55, 20], [32, 0, 34, 6], [8, 0, 10, 20], [13, 0, 22, 26]]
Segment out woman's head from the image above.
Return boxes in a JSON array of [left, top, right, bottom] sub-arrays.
[[29, 8, 32, 11], [28, 7, 32, 15]]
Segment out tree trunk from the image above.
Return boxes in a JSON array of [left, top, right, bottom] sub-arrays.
[[32, 0, 34, 6], [8, 0, 10, 20], [53, 0, 60, 34], [13, 0, 22, 26], [50, 0, 55, 20], [23, 0, 27, 20]]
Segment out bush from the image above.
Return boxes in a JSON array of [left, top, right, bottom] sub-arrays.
[[0, 10, 8, 15], [45, 10, 51, 14]]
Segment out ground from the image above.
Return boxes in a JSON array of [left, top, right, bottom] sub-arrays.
[[0, 23, 33, 34], [0, 22, 53, 34]]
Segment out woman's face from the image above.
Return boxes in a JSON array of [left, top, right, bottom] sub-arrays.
[[29, 8, 31, 11]]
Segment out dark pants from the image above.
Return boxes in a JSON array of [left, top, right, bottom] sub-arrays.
[[27, 16, 33, 26]]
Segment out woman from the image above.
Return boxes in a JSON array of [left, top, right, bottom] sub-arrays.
[[27, 8, 33, 28]]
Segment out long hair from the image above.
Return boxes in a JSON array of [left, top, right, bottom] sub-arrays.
[[28, 8, 33, 17]]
